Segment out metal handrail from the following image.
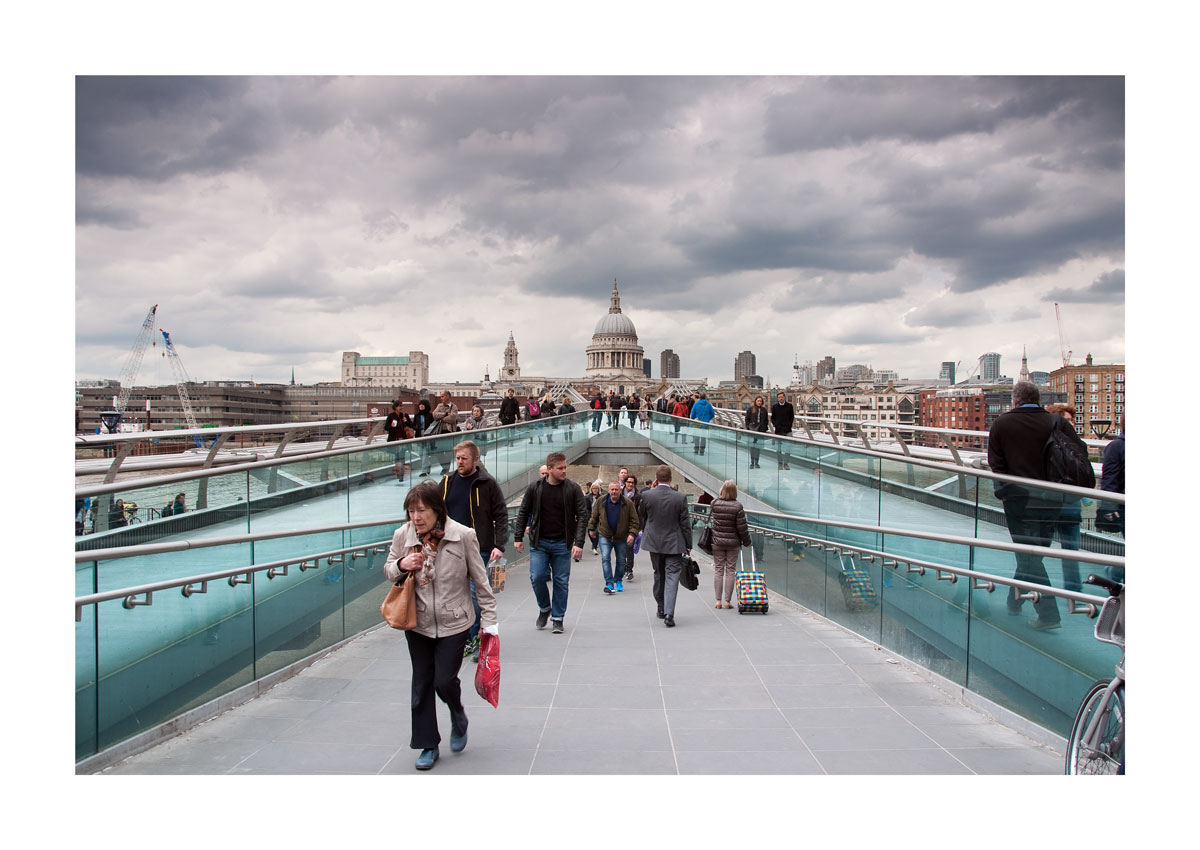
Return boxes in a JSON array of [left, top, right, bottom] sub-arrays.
[[653, 411, 1124, 504], [74, 415, 387, 446], [73, 414, 543, 498], [74, 516, 407, 563], [74, 507, 527, 619], [74, 540, 394, 621], [688, 507, 1115, 618], [688, 505, 1124, 571], [712, 407, 1112, 450]]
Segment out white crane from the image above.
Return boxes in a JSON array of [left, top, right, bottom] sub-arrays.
[[101, 305, 158, 433], [1055, 302, 1073, 368], [160, 329, 199, 430]]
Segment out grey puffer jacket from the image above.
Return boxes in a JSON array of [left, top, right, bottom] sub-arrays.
[[709, 498, 750, 549]]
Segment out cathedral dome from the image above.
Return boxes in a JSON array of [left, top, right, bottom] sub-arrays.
[[594, 311, 637, 337], [592, 279, 638, 339]]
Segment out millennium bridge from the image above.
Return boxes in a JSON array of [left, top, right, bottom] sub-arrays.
[[74, 410, 1123, 774]]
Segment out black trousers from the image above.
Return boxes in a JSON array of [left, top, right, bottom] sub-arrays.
[[1000, 494, 1061, 624], [405, 628, 471, 749]]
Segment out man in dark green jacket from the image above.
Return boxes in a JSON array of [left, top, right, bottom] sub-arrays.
[[587, 481, 641, 594]]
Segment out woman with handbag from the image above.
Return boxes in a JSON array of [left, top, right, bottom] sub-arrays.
[[383, 482, 498, 771], [709, 480, 751, 609]]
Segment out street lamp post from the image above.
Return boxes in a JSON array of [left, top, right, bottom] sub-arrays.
[[1090, 418, 1113, 440]]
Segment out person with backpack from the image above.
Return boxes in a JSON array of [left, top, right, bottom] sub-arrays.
[[1045, 404, 1090, 592], [525, 394, 543, 443], [590, 393, 605, 432], [987, 382, 1089, 631]]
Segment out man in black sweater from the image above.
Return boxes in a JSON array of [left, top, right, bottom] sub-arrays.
[[987, 382, 1082, 630], [514, 452, 588, 634], [498, 388, 521, 426], [770, 391, 795, 470]]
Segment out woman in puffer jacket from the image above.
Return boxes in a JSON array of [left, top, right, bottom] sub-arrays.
[[708, 479, 751, 609]]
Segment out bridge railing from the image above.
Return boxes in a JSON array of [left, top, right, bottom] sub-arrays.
[[690, 503, 1124, 739]]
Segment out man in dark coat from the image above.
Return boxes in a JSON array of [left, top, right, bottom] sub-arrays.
[[640, 465, 693, 627], [441, 440, 508, 659], [987, 382, 1088, 630]]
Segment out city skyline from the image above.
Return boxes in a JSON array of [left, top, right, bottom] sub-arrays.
[[74, 75, 1124, 389]]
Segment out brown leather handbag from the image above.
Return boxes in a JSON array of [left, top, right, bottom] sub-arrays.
[[380, 571, 417, 630]]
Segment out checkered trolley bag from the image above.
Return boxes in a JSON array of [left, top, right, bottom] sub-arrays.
[[735, 548, 769, 614], [837, 553, 877, 611]]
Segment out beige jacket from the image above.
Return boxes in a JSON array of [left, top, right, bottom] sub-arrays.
[[432, 401, 460, 431], [383, 518, 497, 638]]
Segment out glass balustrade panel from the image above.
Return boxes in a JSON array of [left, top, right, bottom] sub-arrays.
[[76, 561, 98, 760], [94, 555, 255, 751], [76, 471, 252, 549]]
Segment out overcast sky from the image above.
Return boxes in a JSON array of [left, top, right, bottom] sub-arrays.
[[74, 75, 1124, 388]]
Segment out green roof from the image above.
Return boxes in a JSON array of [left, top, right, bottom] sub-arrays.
[[356, 356, 410, 365]]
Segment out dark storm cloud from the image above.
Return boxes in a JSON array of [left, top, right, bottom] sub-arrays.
[[763, 76, 1123, 156], [904, 294, 990, 329], [76, 76, 340, 180], [75, 199, 144, 230], [1045, 268, 1125, 302]]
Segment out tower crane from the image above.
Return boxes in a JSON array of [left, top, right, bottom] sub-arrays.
[[1055, 302, 1073, 368], [100, 305, 158, 433], [159, 330, 199, 430]]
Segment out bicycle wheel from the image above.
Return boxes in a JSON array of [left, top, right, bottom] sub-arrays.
[[1065, 678, 1124, 775]]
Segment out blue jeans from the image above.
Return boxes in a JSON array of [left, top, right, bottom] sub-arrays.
[[1051, 506, 1082, 592], [592, 410, 603, 431], [597, 536, 628, 586], [467, 550, 487, 639], [529, 538, 572, 619]]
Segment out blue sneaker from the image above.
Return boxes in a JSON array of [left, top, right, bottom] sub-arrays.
[[603, 584, 614, 594], [415, 748, 439, 770], [615, 580, 624, 592]]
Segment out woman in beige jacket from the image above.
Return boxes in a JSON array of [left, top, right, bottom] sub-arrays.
[[384, 482, 498, 770]]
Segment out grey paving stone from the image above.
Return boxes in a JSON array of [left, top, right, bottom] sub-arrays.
[[868, 681, 960, 707], [801, 724, 935, 751], [551, 682, 666, 710], [947, 745, 1063, 775], [496, 661, 565, 684], [658, 663, 762, 687], [766, 683, 889, 709], [530, 748, 678, 775], [667, 708, 791, 730], [676, 748, 825, 775], [755, 664, 862, 685], [546, 707, 669, 732], [230, 740, 401, 774], [661, 683, 776, 711], [782, 706, 913, 730], [539, 724, 673, 751], [276, 717, 404, 746], [557, 662, 661, 686], [262, 675, 352, 701], [814, 747, 974, 775], [671, 726, 809, 752]]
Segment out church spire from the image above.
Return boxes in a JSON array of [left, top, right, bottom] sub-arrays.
[[609, 278, 622, 314]]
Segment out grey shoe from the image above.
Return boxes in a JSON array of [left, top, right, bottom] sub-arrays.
[[552, 619, 564, 634], [536, 609, 551, 630]]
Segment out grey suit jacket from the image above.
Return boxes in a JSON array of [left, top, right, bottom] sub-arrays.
[[639, 484, 692, 554]]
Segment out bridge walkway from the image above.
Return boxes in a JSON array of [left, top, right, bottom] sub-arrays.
[[98, 549, 1061, 775]]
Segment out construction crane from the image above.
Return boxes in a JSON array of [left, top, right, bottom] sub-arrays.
[[160, 329, 199, 430], [100, 305, 158, 433], [1054, 302, 1073, 368]]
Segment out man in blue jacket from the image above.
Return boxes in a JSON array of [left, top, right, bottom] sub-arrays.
[[689, 392, 715, 456]]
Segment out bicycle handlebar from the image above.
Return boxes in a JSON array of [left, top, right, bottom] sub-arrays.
[[1086, 574, 1123, 597]]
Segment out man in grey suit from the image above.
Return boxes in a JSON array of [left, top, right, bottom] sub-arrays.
[[639, 465, 693, 627]]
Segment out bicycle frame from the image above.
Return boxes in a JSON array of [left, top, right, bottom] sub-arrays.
[[1076, 587, 1125, 767]]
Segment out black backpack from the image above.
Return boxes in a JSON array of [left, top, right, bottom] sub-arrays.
[[1043, 418, 1096, 489]]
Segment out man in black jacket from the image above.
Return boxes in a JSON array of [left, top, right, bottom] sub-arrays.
[[514, 452, 588, 634], [770, 391, 795, 469], [498, 388, 521, 426], [987, 382, 1087, 630], [441, 440, 508, 658]]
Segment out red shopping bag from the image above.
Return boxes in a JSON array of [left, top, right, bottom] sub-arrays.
[[474, 632, 500, 708]]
